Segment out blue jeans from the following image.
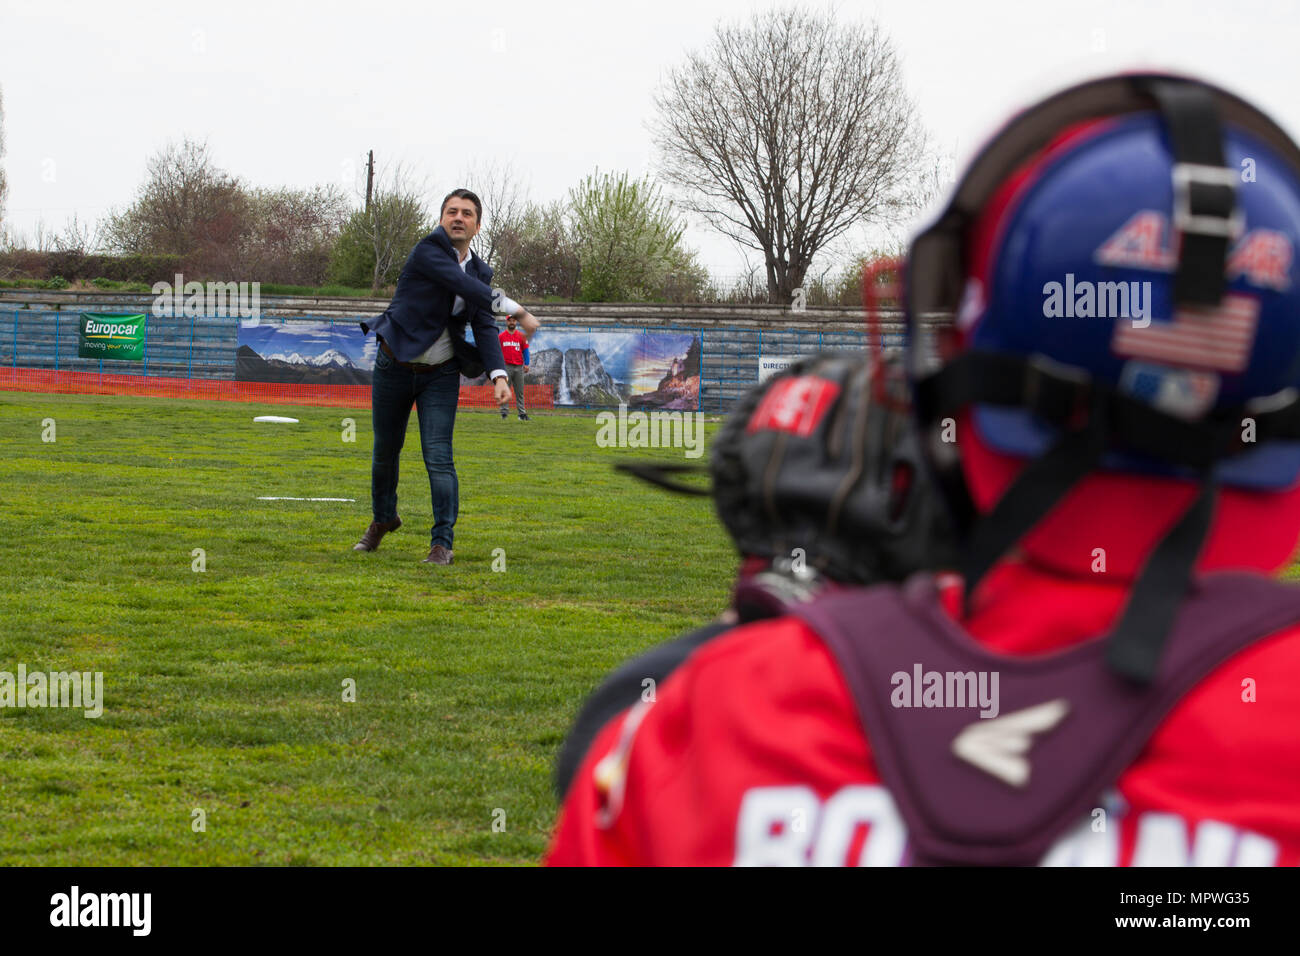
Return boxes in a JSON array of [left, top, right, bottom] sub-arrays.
[[369, 347, 461, 549]]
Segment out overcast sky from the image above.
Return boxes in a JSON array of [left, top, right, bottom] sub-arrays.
[[2, 0, 1296, 279]]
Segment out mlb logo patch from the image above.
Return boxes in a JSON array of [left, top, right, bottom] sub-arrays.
[[747, 375, 841, 437], [1119, 362, 1220, 419]]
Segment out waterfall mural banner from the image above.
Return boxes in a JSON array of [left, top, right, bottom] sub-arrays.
[[523, 329, 701, 409], [236, 321, 376, 385]]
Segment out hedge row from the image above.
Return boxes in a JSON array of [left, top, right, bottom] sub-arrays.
[[0, 251, 189, 284]]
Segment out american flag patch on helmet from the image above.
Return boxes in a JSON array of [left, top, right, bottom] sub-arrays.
[[1111, 294, 1259, 372]]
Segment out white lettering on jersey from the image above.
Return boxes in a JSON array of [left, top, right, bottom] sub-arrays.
[[812, 786, 908, 867], [1040, 810, 1120, 866], [733, 784, 1281, 866], [734, 786, 821, 866]]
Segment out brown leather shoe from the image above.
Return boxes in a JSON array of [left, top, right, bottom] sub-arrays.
[[352, 517, 401, 552], [422, 544, 454, 566]]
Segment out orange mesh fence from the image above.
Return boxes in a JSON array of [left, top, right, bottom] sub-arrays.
[[0, 368, 555, 410]]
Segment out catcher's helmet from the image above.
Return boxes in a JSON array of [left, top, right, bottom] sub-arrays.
[[903, 72, 1300, 682]]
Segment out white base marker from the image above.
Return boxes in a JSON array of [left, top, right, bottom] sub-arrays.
[[253, 416, 300, 423], [256, 497, 356, 501]]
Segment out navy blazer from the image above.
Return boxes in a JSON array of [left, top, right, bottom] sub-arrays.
[[361, 225, 506, 377]]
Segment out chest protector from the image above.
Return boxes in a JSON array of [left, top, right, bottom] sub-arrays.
[[792, 572, 1300, 866]]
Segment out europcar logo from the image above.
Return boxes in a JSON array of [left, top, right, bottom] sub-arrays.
[[78, 313, 146, 361], [84, 320, 138, 337]]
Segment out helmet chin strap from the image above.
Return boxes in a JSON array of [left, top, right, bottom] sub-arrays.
[[956, 410, 1108, 608], [1105, 470, 1219, 682], [917, 352, 1237, 685], [954, 413, 1219, 686]]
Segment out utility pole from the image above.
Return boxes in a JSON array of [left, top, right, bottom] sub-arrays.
[[365, 150, 375, 214]]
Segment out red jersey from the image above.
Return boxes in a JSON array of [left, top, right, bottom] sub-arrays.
[[547, 560, 1300, 866], [499, 330, 528, 366]]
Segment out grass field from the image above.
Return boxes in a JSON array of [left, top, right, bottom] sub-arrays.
[[0, 391, 732, 865]]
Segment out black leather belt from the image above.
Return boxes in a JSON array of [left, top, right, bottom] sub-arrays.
[[380, 339, 453, 372]]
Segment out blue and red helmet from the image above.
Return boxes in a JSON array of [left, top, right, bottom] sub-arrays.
[[902, 73, 1300, 682]]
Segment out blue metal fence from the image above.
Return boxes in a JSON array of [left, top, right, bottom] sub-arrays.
[[2, 310, 877, 413]]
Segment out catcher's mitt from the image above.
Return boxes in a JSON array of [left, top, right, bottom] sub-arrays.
[[710, 352, 955, 586]]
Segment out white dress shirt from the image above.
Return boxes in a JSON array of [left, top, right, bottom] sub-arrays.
[[413, 245, 519, 380]]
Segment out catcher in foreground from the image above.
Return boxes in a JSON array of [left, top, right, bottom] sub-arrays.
[[551, 351, 956, 810], [549, 71, 1300, 868]]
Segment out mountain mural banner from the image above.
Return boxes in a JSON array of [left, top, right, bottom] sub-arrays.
[[522, 329, 701, 409], [236, 321, 376, 386]]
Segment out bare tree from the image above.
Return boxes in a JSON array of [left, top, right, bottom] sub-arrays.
[[354, 162, 428, 293], [491, 199, 580, 300], [245, 185, 350, 285], [25, 218, 55, 253], [102, 138, 249, 261], [53, 214, 102, 254], [651, 6, 930, 304], [458, 159, 529, 271]]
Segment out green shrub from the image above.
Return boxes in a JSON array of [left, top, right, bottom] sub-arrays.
[[258, 282, 381, 298], [90, 277, 153, 293]]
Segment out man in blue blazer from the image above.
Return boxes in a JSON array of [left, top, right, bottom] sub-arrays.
[[355, 187, 539, 565]]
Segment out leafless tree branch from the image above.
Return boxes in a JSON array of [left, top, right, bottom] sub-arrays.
[[650, 6, 932, 303]]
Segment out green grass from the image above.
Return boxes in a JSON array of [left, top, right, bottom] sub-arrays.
[[0, 277, 71, 291], [89, 278, 154, 293], [0, 392, 731, 865]]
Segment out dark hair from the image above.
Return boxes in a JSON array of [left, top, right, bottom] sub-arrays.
[[440, 188, 482, 222]]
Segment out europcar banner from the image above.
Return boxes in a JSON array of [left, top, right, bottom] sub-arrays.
[[78, 313, 146, 360]]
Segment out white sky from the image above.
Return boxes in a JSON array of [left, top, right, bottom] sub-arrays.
[[2, 0, 1297, 279]]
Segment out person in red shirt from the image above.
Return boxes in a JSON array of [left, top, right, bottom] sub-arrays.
[[548, 72, 1300, 867], [498, 315, 531, 420]]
